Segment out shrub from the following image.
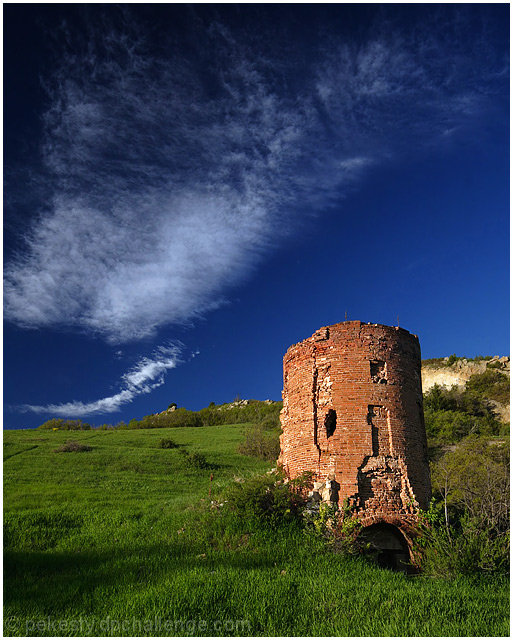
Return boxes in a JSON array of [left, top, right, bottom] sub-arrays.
[[431, 436, 509, 533], [259, 414, 281, 430], [416, 509, 509, 577], [225, 470, 308, 528], [54, 441, 93, 453], [466, 369, 510, 405], [424, 408, 499, 443], [418, 435, 510, 576], [179, 450, 212, 469], [159, 438, 178, 449], [423, 384, 457, 412], [238, 423, 280, 461], [187, 453, 210, 469]]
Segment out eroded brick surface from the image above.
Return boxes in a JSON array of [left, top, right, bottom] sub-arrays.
[[278, 321, 431, 519]]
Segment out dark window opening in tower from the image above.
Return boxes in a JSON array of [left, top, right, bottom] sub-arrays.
[[324, 409, 336, 438], [368, 404, 389, 456], [371, 424, 379, 456]]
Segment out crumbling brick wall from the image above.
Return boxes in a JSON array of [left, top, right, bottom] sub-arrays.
[[278, 321, 431, 518]]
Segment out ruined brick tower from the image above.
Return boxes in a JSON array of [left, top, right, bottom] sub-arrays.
[[279, 321, 431, 553]]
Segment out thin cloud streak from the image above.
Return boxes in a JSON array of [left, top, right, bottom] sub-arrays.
[[20, 344, 183, 416], [4, 9, 506, 343]]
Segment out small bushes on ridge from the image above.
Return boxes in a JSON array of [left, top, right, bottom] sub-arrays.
[[35, 400, 283, 432], [39, 418, 92, 431], [123, 400, 282, 431]]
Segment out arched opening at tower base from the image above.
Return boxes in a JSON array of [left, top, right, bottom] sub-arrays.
[[358, 522, 412, 572]]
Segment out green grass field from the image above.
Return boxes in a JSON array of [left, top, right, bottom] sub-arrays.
[[4, 425, 509, 637]]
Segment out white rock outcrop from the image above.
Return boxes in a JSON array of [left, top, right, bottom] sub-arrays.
[[421, 356, 509, 392]]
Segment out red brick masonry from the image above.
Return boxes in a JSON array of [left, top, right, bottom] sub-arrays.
[[278, 321, 431, 519]]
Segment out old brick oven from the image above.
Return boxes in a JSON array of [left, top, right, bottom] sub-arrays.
[[278, 321, 431, 566]]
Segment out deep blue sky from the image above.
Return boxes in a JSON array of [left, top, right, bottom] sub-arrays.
[[3, 4, 509, 429]]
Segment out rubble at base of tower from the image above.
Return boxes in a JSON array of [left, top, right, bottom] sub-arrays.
[[305, 477, 340, 515]]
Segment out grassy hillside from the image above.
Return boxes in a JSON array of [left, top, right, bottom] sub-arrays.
[[4, 425, 509, 637]]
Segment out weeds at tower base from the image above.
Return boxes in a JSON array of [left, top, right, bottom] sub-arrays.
[[211, 470, 377, 559]]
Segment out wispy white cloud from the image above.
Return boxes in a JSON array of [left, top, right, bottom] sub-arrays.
[[4, 9, 506, 343], [338, 157, 374, 175], [20, 343, 183, 416]]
